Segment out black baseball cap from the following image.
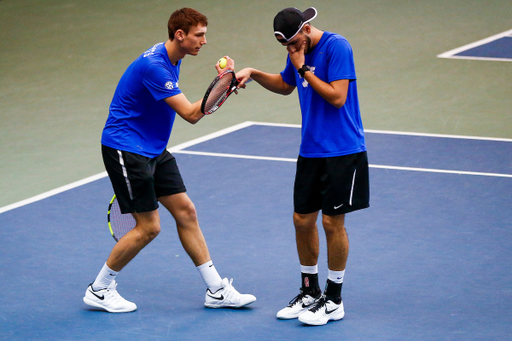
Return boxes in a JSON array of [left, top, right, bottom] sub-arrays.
[[273, 7, 317, 43]]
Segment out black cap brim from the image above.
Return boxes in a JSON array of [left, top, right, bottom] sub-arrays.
[[302, 7, 317, 23]]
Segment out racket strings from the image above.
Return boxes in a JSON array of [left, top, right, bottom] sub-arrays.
[[109, 198, 136, 241], [203, 75, 233, 114]]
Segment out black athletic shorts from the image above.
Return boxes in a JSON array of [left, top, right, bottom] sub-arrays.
[[294, 151, 370, 216], [102, 145, 186, 214]]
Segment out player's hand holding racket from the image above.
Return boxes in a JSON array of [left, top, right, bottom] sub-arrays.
[[201, 70, 241, 115], [201, 57, 252, 115]]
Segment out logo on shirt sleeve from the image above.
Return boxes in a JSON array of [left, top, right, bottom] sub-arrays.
[[143, 43, 163, 57], [165, 81, 178, 90]]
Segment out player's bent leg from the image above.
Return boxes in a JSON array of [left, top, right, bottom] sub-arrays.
[[159, 193, 211, 266], [83, 210, 160, 312], [106, 210, 161, 271], [160, 194, 256, 309]]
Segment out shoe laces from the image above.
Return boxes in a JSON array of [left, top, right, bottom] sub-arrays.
[[108, 281, 118, 291], [107, 281, 118, 294], [105, 282, 124, 303], [288, 290, 308, 307], [220, 279, 238, 299], [309, 295, 327, 313]]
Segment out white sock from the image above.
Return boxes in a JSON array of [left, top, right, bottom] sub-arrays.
[[300, 264, 318, 274], [328, 269, 345, 284], [92, 263, 119, 291], [197, 260, 223, 292]]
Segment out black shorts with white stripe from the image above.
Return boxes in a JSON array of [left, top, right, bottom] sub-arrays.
[[101, 145, 186, 214], [293, 151, 369, 216]]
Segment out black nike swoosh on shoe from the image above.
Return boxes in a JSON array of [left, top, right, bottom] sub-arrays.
[[206, 292, 224, 301], [325, 306, 338, 314], [89, 287, 105, 300], [301, 302, 316, 309]]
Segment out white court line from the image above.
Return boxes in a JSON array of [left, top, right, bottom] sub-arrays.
[[437, 28, 512, 62], [0, 172, 107, 214], [174, 150, 297, 163], [245, 121, 512, 142], [174, 150, 512, 179], [369, 164, 512, 178], [1, 121, 511, 214], [0, 122, 256, 215], [167, 121, 256, 152], [364, 129, 512, 142]]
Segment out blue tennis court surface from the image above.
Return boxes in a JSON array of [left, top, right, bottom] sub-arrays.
[[438, 29, 512, 62], [455, 36, 512, 59], [1, 122, 511, 340]]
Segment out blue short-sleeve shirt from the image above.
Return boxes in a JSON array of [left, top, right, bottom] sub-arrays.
[[281, 32, 366, 158], [101, 42, 182, 157]]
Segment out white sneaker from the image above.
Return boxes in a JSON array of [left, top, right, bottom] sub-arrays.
[[205, 278, 256, 308], [83, 281, 137, 313], [276, 290, 321, 319], [298, 295, 345, 326]]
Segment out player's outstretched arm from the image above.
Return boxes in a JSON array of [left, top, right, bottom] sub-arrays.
[[237, 68, 294, 95], [164, 94, 204, 124]]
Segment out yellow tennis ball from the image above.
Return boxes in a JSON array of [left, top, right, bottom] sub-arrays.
[[218, 57, 227, 69]]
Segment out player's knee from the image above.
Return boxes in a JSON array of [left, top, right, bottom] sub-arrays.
[[178, 201, 198, 224], [293, 212, 315, 231], [139, 221, 161, 242], [322, 215, 346, 236], [148, 223, 161, 239]]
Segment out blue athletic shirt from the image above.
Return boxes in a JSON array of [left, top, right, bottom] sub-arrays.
[[101, 42, 182, 158], [280, 32, 366, 158]]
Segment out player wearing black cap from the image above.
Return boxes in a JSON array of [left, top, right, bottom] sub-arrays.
[[236, 7, 369, 326]]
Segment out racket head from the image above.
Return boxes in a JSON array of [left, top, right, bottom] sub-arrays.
[[107, 195, 136, 242], [201, 70, 238, 115]]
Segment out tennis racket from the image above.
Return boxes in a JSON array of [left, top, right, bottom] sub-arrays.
[[201, 70, 250, 115], [107, 194, 136, 242]]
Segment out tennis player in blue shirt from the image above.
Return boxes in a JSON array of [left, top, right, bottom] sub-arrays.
[[237, 7, 369, 325], [83, 7, 255, 313]]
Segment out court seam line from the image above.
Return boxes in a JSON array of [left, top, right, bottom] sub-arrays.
[[2, 121, 511, 214], [173, 150, 512, 179]]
